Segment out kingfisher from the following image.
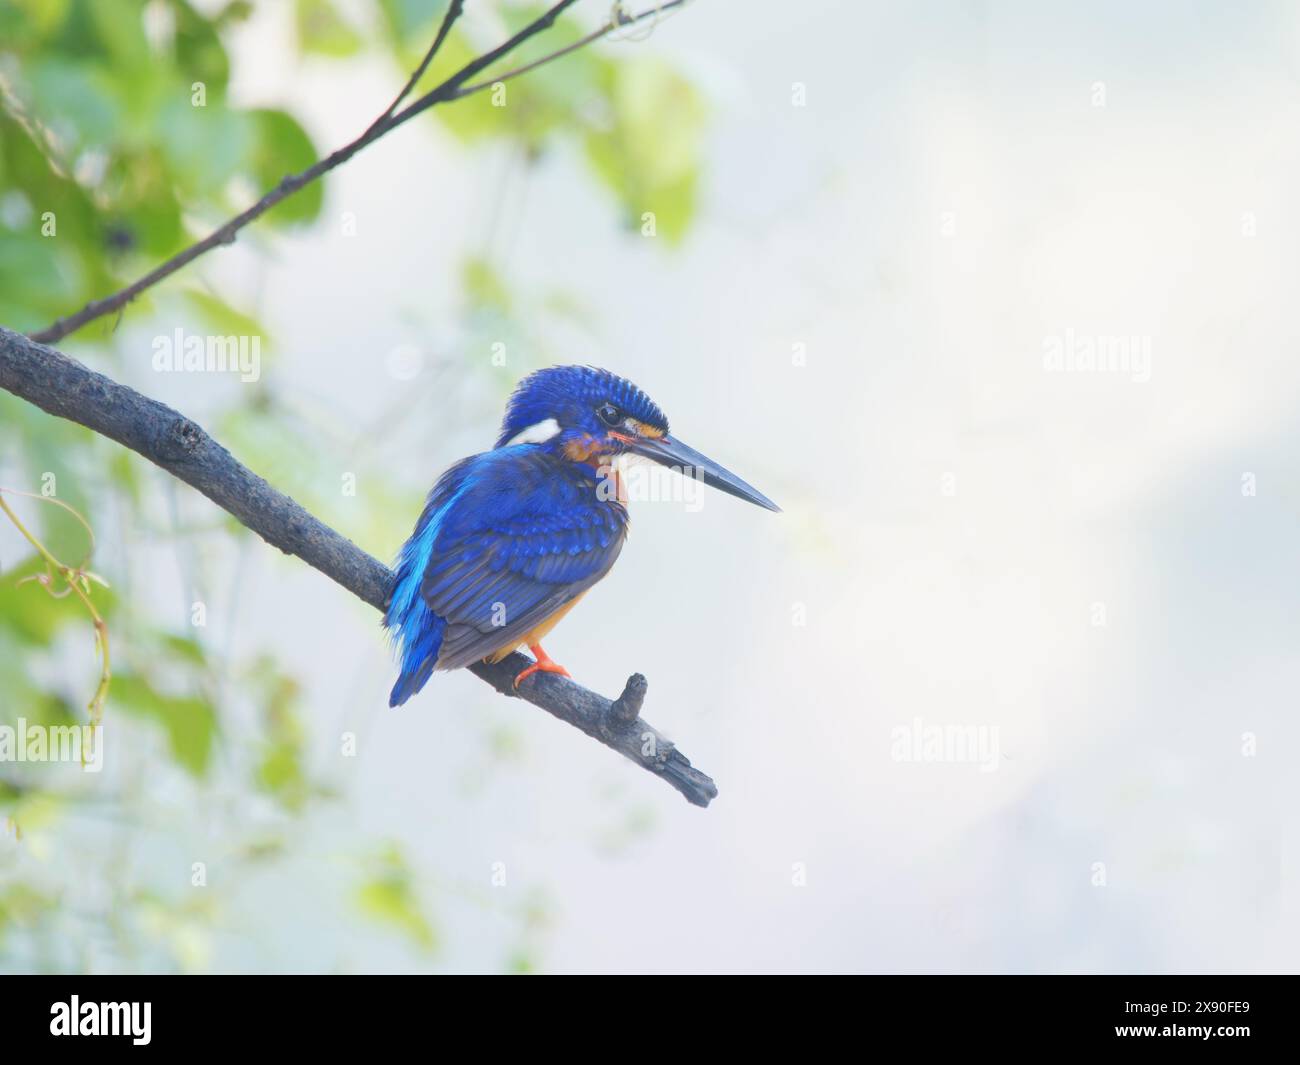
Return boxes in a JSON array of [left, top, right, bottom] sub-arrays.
[[384, 365, 779, 707]]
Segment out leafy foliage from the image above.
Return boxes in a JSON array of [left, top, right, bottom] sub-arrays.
[[0, 0, 325, 334], [386, 4, 706, 241]]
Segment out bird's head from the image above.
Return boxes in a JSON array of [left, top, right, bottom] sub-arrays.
[[497, 365, 780, 511]]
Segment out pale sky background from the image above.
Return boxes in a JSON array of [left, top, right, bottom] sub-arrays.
[[8, 0, 1300, 972]]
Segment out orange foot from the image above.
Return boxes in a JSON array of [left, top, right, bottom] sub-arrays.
[[513, 643, 571, 690]]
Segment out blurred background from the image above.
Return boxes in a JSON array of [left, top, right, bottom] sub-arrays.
[[1, 0, 1297, 973]]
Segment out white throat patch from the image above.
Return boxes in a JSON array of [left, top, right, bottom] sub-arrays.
[[505, 417, 561, 446]]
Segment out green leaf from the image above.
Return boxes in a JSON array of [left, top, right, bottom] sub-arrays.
[[112, 673, 217, 777], [159, 632, 209, 667], [99, 148, 186, 256], [0, 686, 79, 731], [158, 95, 252, 197], [0, 0, 72, 41], [172, 1, 232, 98], [24, 58, 122, 151], [182, 287, 269, 342], [462, 256, 511, 315], [255, 744, 307, 809], [18, 439, 95, 565], [248, 657, 311, 810], [377, 0, 450, 43], [354, 845, 437, 953], [0, 232, 79, 326], [248, 109, 322, 225], [0, 557, 74, 645], [106, 449, 144, 505], [86, 0, 150, 68], [583, 58, 706, 245], [0, 883, 57, 936], [296, 0, 363, 57]]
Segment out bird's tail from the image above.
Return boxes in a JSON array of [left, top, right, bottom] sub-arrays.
[[384, 534, 446, 707], [387, 606, 444, 707]]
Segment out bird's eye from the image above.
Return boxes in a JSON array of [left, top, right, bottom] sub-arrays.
[[596, 403, 622, 427]]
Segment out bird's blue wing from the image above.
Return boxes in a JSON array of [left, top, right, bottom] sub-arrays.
[[420, 449, 627, 671], [385, 456, 475, 706]]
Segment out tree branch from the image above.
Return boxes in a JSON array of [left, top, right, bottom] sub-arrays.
[[453, 0, 688, 100], [0, 326, 718, 807], [27, 0, 686, 346], [367, 0, 465, 132]]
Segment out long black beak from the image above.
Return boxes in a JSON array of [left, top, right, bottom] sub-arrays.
[[625, 434, 781, 512]]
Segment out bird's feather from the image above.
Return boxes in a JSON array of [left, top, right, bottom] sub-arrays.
[[422, 447, 627, 670], [385, 446, 626, 702]]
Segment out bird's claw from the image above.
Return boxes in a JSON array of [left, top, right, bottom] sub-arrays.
[[513, 649, 571, 690]]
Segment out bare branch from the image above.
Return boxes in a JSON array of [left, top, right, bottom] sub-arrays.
[[366, 0, 465, 133], [0, 325, 718, 807], [452, 0, 689, 100], [28, 0, 689, 346]]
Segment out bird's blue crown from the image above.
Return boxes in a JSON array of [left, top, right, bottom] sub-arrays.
[[495, 365, 668, 448]]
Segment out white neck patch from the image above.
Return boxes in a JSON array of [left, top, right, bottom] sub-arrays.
[[505, 417, 561, 446]]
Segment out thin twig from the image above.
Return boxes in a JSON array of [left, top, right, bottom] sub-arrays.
[[366, 0, 465, 133], [452, 0, 688, 100], [0, 488, 111, 723], [0, 486, 97, 567]]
